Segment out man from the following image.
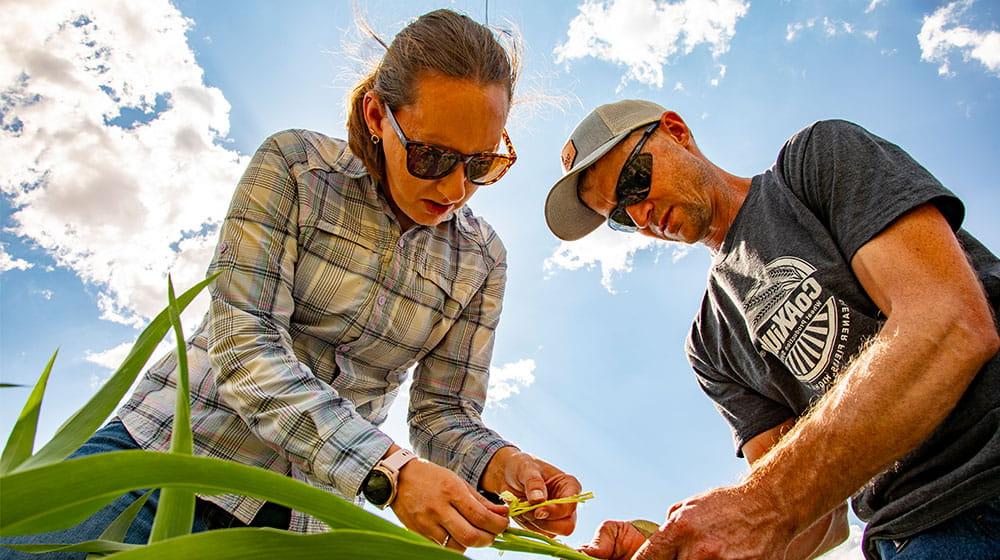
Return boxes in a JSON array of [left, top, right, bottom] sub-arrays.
[[544, 100, 1000, 560]]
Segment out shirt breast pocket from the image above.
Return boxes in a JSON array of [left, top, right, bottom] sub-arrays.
[[411, 251, 489, 352], [294, 217, 380, 339]]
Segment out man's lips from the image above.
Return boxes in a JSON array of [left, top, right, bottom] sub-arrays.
[[658, 207, 675, 236]]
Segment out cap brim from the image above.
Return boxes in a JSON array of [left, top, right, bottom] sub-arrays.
[[544, 127, 642, 241]]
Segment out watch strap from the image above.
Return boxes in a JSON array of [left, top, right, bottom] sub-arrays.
[[380, 448, 417, 473]]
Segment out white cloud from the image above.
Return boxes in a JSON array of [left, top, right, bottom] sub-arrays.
[[544, 226, 685, 293], [85, 340, 136, 371], [818, 524, 865, 559], [918, 0, 1000, 77], [0, 243, 33, 272], [787, 17, 856, 41], [786, 19, 816, 42], [823, 17, 855, 37], [674, 81, 685, 91], [487, 359, 537, 407], [865, 0, 885, 14], [864, 30, 879, 42], [0, 0, 249, 334], [554, 0, 750, 89]]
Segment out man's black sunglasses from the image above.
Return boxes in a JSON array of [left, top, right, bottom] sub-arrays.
[[384, 104, 517, 186], [608, 122, 658, 233]]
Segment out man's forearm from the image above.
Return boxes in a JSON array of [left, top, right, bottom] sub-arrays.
[[785, 504, 849, 560], [746, 312, 997, 537]]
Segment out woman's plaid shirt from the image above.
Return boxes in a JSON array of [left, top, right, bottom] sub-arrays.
[[118, 130, 512, 532]]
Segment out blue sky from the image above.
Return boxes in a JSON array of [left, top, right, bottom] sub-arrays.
[[2, 1, 999, 558]]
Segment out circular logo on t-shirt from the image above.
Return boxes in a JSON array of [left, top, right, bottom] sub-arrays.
[[744, 257, 847, 387]]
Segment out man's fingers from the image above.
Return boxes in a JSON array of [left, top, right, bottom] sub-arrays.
[[577, 520, 643, 560]]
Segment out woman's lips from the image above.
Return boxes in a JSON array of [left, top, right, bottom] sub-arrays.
[[422, 199, 453, 216]]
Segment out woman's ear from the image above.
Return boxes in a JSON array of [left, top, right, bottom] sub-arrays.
[[363, 91, 385, 140]]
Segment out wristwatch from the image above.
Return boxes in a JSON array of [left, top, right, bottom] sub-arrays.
[[360, 448, 417, 509]]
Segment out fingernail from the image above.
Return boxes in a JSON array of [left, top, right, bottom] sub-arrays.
[[529, 490, 545, 501], [535, 510, 549, 520]]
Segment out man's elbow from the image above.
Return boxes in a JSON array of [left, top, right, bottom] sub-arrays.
[[953, 309, 1000, 365]]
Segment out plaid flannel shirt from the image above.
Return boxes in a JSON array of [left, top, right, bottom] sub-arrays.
[[118, 129, 511, 533]]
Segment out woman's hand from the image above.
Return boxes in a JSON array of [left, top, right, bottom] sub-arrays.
[[485, 447, 583, 536], [391, 458, 510, 553]]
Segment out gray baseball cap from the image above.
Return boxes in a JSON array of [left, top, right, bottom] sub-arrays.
[[545, 99, 666, 241]]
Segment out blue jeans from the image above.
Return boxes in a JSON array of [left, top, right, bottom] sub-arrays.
[[876, 496, 1000, 559]]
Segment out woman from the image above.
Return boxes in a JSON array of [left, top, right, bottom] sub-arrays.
[[1, 9, 580, 558]]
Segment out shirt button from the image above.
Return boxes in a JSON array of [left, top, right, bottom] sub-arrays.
[[377, 295, 387, 306], [338, 344, 350, 353], [396, 238, 404, 249], [218, 241, 229, 254]]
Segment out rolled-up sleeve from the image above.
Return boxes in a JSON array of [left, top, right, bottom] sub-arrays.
[[408, 237, 513, 488], [207, 134, 391, 499]]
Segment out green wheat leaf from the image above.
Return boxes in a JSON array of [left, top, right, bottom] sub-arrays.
[[148, 276, 195, 543], [0, 350, 58, 475], [0, 451, 420, 543], [15, 273, 218, 473]]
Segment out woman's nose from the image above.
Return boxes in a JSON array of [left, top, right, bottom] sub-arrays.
[[437, 165, 468, 203]]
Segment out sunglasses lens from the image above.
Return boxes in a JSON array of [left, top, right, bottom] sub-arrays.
[[609, 206, 637, 231], [608, 153, 652, 232], [407, 144, 459, 179], [467, 155, 512, 185], [618, 153, 652, 201]]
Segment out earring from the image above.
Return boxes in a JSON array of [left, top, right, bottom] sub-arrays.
[[370, 132, 380, 145]]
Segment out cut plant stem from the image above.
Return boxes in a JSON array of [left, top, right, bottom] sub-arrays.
[[499, 490, 595, 518]]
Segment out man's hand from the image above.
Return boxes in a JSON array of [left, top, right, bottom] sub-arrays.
[[391, 458, 509, 553], [630, 484, 795, 560], [482, 446, 582, 536], [578, 520, 648, 559]]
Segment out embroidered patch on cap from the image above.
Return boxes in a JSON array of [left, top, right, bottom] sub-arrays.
[[561, 139, 578, 172]]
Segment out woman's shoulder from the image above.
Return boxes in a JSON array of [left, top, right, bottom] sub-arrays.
[[261, 129, 368, 179], [453, 206, 506, 267]]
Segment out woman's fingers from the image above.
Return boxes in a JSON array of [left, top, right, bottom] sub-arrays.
[[452, 486, 510, 537]]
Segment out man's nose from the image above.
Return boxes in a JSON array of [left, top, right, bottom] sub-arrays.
[[626, 200, 652, 229]]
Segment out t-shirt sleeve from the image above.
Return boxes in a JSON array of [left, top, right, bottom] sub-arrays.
[[686, 319, 793, 458], [777, 119, 965, 262]]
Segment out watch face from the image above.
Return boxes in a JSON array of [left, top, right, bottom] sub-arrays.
[[363, 469, 393, 506]]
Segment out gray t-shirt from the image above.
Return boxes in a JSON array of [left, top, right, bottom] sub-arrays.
[[686, 119, 1000, 559]]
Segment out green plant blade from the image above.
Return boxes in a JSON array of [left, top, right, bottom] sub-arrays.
[[104, 528, 464, 560], [0, 451, 420, 544], [4, 540, 140, 555], [492, 528, 594, 560], [96, 490, 155, 545], [0, 383, 28, 388], [148, 277, 195, 544], [16, 273, 218, 473], [0, 350, 58, 475]]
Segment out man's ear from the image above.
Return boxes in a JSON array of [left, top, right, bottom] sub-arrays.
[[659, 111, 692, 147], [363, 91, 385, 139]]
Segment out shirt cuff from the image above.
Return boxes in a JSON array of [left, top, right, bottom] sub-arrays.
[[457, 433, 514, 490], [313, 417, 394, 499]]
